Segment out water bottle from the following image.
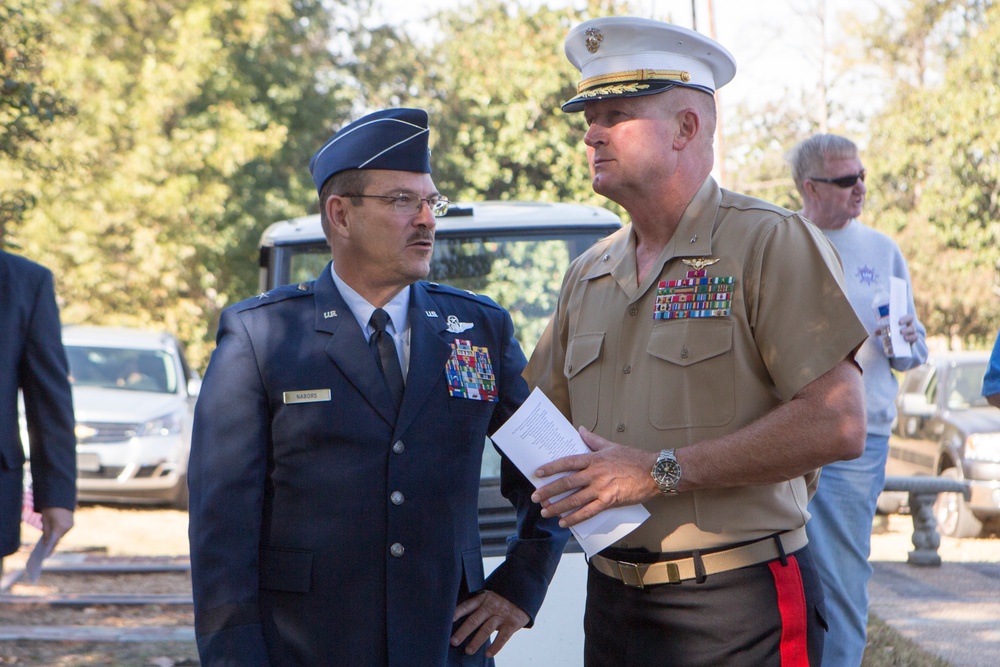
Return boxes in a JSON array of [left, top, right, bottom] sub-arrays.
[[871, 289, 894, 357]]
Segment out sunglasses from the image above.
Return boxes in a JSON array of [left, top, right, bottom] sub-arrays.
[[809, 169, 866, 188]]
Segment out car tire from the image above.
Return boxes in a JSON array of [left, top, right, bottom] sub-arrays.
[[934, 467, 982, 539]]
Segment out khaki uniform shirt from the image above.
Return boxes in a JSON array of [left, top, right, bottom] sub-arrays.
[[525, 177, 868, 553]]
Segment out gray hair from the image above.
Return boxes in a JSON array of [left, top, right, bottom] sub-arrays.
[[787, 134, 858, 193]]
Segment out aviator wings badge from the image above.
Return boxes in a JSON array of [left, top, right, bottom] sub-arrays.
[[682, 257, 721, 271], [446, 315, 474, 333]]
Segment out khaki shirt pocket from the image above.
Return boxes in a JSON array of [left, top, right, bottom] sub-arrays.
[[647, 320, 735, 430], [565, 332, 604, 431]]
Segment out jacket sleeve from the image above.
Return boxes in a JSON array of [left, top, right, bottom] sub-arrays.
[[188, 308, 271, 666], [22, 267, 76, 512], [483, 308, 570, 623]]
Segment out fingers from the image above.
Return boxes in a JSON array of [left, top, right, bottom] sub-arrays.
[[531, 471, 581, 505], [533, 428, 615, 481], [534, 452, 590, 480], [451, 591, 529, 657], [579, 426, 613, 451]]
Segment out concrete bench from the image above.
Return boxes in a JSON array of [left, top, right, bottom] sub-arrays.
[[882, 475, 971, 566]]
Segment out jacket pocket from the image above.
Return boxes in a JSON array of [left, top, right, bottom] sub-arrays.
[[462, 547, 485, 592], [647, 320, 735, 430], [565, 332, 604, 431], [259, 546, 313, 593]]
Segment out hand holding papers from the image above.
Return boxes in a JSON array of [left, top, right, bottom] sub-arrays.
[[887, 276, 912, 359], [491, 388, 649, 558]]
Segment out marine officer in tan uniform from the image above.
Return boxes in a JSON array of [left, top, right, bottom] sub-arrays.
[[525, 17, 869, 667]]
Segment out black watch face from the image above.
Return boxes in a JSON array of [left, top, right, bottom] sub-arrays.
[[654, 457, 680, 487]]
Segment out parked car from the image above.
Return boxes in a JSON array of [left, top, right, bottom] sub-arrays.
[[880, 350, 1000, 538], [64, 325, 200, 508], [259, 200, 622, 555]]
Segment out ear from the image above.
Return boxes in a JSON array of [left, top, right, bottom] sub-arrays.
[[802, 180, 819, 199], [324, 195, 352, 242], [672, 108, 700, 150]]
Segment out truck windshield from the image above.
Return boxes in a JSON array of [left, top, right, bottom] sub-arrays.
[[266, 230, 609, 359]]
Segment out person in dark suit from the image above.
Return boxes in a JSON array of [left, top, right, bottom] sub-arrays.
[[0, 250, 76, 573], [188, 108, 569, 666]]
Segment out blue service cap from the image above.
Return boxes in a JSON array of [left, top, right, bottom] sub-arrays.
[[309, 108, 432, 194]]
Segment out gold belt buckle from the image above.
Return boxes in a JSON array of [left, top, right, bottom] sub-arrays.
[[616, 561, 646, 589]]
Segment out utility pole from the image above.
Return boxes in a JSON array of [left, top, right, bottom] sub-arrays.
[[706, 0, 727, 188]]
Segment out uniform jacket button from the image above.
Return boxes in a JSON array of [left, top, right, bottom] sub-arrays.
[[391, 491, 404, 505], [390, 543, 404, 557]]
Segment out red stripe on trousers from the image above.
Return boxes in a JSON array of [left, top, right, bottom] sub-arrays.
[[768, 555, 809, 667]]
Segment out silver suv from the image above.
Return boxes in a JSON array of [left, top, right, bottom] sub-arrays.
[[64, 325, 201, 508]]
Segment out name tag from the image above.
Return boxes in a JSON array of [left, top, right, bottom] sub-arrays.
[[283, 389, 332, 404]]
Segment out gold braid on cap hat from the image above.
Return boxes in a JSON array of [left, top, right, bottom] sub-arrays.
[[577, 69, 691, 94]]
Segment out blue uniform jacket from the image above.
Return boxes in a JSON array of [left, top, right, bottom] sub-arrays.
[[188, 264, 569, 666], [0, 251, 76, 558]]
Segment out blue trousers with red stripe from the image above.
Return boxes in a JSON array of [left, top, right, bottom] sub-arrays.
[[583, 545, 827, 667]]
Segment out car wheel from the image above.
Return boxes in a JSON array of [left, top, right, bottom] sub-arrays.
[[934, 467, 982, 539]]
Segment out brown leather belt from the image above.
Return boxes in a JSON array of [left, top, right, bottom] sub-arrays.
[[590, 526, 809, 588]]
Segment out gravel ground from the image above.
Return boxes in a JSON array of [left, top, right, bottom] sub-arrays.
[[1, 506, 996, 667], [39, 505, 999, 562]]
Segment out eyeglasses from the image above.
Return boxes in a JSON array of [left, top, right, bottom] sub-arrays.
[[342, 192, 451, 217], [809, 169, 866, 188]]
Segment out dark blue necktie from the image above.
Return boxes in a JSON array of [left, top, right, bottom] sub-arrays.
[[369, 308, 404, 413]]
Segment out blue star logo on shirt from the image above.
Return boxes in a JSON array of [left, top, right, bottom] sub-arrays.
[[857, 265, 878, 286]]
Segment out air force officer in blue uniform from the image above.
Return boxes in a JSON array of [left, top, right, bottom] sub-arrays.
[[188, 108, 569, 666]]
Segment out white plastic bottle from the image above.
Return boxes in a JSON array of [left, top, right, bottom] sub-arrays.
[[871, 289, 894, 357]]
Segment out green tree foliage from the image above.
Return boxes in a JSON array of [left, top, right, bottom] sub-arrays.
[[348, 0, 633, 211], [8, 0, 350, 369], [723, 95, 816, 210], [864, 0, 999, 348], [0, 0, 73, 245], [422, 2, 598, 206]]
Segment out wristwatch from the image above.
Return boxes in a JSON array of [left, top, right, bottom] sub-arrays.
[[651, 449, 682, 495]]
